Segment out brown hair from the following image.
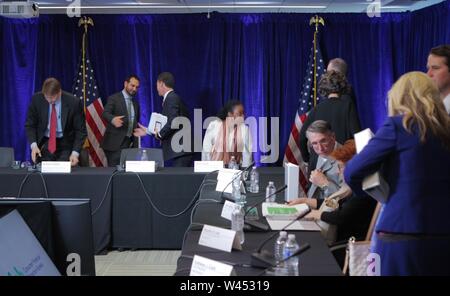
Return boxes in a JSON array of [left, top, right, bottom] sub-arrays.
[[329, 139, 356, 164], [430, 45, 450, 70], [318, 71, 351, 97], [42, 78, 61, 96]]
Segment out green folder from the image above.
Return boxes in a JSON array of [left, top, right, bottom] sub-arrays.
[[266, 207, 298, 215]]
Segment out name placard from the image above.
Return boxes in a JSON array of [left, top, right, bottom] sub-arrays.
[[198, 224, 242, 252], [41, 161, 71, 173], [125, 161, 156, 173], [221, 200, 242, 221], [215, 169, 241, 194], [190, 255, 235, 276]]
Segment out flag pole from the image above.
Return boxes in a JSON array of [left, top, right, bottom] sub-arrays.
[[78, 17, 94, 150], [78, 16, 94, 114], [309, 15, 325, 107]]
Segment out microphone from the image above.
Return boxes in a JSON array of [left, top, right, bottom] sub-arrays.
[[250, 206, 311, 268], [219, 161, 255, 203], [243, 185, 288, 231]]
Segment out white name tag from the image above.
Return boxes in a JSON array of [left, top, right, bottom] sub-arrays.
[[41, 161, 71, 173], [194, 161, 224, 173], [215, 169, 241, 194], [190, 255, 236, 276], [198, 224, 242, 252], [125, 161, 156, 173], [221, 200, 242, 221]]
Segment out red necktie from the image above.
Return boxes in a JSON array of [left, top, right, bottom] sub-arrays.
[[48, 103, 57, 154]]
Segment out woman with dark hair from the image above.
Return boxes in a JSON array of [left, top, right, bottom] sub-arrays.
[[202, 100, 253, 167], [298, 71, 361, 170]]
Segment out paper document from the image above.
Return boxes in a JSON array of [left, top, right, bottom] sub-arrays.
[[148, 112, 167, 135], [265, 218, 321, 231]]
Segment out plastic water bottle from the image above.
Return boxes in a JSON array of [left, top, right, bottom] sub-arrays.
[[228, 156, 238, 170], [283, 234, 300, 276], [249, 166, 259, 193], [140, 149, 149, 161], [232, 172, 243, 204], [265, 181, 276, 203], [274, 231, 288, 265], [231, 206, 245, 245]]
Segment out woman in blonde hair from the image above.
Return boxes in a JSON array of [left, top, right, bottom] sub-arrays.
[[344, 72, 450, 275]]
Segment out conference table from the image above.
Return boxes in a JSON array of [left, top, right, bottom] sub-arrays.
[[174, 177, 343, 276], [174, 230, 343, 276], [0, 166, 286, 253], [0, 167, 114, 254]]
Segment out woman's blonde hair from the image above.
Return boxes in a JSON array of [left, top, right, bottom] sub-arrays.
[[388, 71, 450, 149]]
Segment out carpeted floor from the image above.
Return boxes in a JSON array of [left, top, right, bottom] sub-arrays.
[[94, 250, 181, 276]]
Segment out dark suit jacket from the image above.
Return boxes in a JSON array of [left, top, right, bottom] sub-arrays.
[[101, 91, 140, 151], [159, 91, 191, 160], [299, 95, 361, 167], [25, 91, 87, 152], [345, 115, 450, 235]]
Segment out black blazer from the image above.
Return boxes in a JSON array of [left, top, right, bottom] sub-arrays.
[[101, 91, 140, 151], [299, 95, 361, 166], [25, 91, 87, 152], [159, 91, 191, 160]]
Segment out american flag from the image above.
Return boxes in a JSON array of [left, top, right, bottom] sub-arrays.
[[283, 42, 326, 195], [72, 49, 107, 167]]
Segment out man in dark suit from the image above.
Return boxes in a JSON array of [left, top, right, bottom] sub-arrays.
[[101, 74, 141, 167], [134, 72, 193, 167], [25, 77, 87, 166]]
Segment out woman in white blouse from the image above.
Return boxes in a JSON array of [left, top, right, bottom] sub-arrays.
[[202, 100, 253, 167]]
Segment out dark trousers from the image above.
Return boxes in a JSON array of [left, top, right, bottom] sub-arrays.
[[104, 137, 133, 167], [38, 137, 72, 162]]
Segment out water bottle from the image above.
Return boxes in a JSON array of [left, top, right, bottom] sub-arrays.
[[231, 206, 245, 245], [283, 234, 300, 276], [228, 156, 238, 170], [265, 181, 276, 203], [232, 172, 244, 205], [140, 149, 149, 161], [274, 231, 288, 265], [249, 166, 259, 193]]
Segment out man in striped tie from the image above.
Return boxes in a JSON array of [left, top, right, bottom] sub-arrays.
[[25, 78, 87, 166]]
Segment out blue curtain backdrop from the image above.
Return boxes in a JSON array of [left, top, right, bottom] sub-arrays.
[[1, 1, 449, 163]]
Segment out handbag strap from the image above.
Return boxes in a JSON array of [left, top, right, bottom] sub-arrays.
[[365, 202, 382, 241]]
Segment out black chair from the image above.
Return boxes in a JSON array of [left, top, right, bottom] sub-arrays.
[[0, 147, 14, 167], [119, 148, 164, 168]]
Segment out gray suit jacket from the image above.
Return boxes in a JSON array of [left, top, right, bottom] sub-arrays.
[[307, 145, 342, 200]]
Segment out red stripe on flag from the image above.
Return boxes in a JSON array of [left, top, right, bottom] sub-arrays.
[[92, 98, 108, 127], [86, 111, 104, 143], [284, 146, 299, 165], [87, 141, 103, 167]]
